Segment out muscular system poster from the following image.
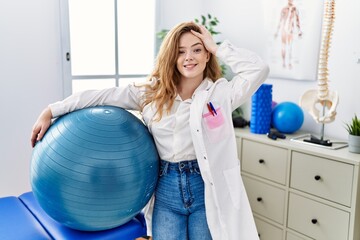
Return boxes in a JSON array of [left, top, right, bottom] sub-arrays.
[[263, 0, 324, 81]]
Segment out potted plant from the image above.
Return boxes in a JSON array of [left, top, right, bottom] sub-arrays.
[[345, 114, 360, 153]]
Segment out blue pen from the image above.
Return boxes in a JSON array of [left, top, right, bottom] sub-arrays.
[[209, 102, 217, 115]]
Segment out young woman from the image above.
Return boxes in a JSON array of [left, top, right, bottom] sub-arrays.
[[31, 22, 269, 240]]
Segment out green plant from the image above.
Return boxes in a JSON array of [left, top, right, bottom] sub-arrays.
[[156, 29, 170, 41], [232, 107, 244, 119], [345, 114, 360, 136], [194, 14, 221, 39], [157, 14, 226, 76]]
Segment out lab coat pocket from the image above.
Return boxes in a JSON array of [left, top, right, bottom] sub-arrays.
[[223, 165, 242, 210], [202, 108, 230, 143]]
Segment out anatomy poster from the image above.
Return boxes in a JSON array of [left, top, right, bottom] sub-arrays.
[[263, 0, 324, 81]]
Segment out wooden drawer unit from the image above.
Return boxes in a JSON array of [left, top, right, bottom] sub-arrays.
[[288, 193, 349, 240], [242, 139, 288, 185], [254, 217, 283, 240], [291, 151, 354, 206], [243, 176, 286, 224], [236, 129, 360, 240]]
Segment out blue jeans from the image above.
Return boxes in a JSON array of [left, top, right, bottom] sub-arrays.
[[152, 160, 212, 240]]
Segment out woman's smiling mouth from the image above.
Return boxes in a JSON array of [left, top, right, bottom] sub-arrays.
[[184, 64, 197, 70]]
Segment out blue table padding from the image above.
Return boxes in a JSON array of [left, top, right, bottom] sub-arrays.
[[19, 192, 147, 240], [0, 196, 50, 240]]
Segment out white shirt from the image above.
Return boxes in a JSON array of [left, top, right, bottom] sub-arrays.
[[149, 80, 209, 162]]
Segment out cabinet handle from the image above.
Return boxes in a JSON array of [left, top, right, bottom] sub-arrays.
[[257, 197, 263, 202], [258, 159, 265, 164], [314, 175, 321, 181], [311, 219, 318, 224]]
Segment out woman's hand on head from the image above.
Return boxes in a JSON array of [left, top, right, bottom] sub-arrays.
[[191, 24, 218, 55], [31, 107, 53, 148]]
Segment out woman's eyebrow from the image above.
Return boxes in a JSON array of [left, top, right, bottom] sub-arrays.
[[179, 42, 203, 49], [192, 42, 203, 47]]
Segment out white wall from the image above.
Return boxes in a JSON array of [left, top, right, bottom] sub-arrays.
[[156, 0, 207, 32], [1, 0, 359, 197], [0, 0, 63, 197]]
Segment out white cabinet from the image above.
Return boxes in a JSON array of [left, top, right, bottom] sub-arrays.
[[290, 152, 354, 207], [242, 140, 288, 185], [255, 217, 283, 240], [288, 193, 349, 240], [236, 129, 360, 240], [243, 176, 286, 224]]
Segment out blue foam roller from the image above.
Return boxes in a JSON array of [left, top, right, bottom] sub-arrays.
[[250, 84, 273, 134]]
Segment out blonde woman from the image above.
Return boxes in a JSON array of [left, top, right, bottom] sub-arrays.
[[31, 22, 269, 240]]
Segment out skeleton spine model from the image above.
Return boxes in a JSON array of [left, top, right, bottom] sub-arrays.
[[300, 0, 338, 124]]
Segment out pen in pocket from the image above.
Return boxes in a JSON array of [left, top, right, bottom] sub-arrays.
[[209, 102, 217, 115], [207, 103, 215, 116]]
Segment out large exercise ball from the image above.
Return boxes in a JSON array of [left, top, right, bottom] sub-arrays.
[[271, 102, 304, 133], [31, 106, 159, 231]]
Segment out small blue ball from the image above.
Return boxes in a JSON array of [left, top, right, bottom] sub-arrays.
[[271, 102, 304, 133]]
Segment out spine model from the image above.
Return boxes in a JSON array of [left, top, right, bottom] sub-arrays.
[[317, 0, 335, 101], [300, 0, 338, 124]]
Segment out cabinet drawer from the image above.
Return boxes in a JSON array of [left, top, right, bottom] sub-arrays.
[[243, 176, 286, 224], [288, 193, 349, 240], [286, 232, 312, 240], [255, 217, 283, 240], [290, 151, 354, 206], [242, 140, 288, 184]]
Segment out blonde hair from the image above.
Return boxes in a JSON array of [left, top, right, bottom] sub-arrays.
[[142, 22, 222, 120]]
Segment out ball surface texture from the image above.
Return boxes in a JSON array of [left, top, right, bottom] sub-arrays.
[[271, 102, 304, 133], [31, 106, 159, 231]]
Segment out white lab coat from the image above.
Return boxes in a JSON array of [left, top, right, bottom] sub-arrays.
[[49, 40, 269, 240], [143, 41, 269, 239]]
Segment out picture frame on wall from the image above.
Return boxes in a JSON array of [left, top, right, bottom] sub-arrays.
[[263, 0, 324, 81]]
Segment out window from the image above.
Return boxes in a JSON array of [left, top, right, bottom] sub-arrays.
[[60, 0, 156, 96]]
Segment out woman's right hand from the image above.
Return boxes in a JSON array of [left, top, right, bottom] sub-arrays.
[[30, 107, 53, 148], [191, 24, 218, 55]]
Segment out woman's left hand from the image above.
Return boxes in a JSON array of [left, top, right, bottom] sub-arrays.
[[191, 24, 218, 55]]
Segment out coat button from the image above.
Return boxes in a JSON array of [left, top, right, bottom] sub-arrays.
[[203, 156, 207, 160]]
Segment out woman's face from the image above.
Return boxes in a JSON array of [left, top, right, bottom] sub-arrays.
[[176, 32, 210, 82]]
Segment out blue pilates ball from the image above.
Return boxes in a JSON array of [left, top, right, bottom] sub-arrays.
[[31, 106, 159, 231], [271, 102, 304, 133]]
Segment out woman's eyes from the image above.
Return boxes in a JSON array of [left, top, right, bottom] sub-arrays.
[[178, 48, 202, 54]]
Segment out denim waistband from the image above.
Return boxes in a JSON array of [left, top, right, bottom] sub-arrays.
[[160, 159, 200, 174]]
